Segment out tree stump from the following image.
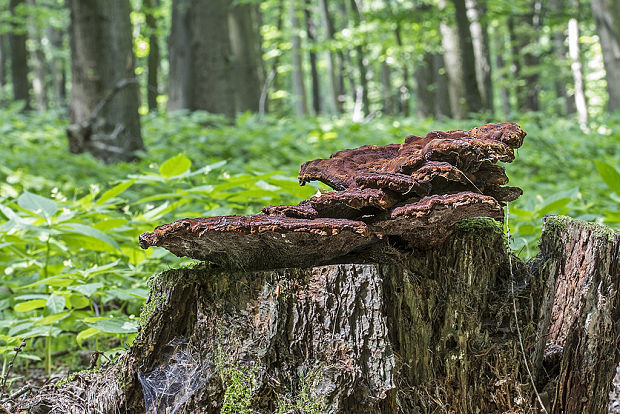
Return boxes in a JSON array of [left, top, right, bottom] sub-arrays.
[[19, 216, 620, 413]]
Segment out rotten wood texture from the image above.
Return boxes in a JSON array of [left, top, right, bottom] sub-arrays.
[[140, 122, 525, 268], [19, 216, 620, 413], [532, 216, 620, 413]]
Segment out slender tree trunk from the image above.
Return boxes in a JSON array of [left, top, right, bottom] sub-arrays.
[[393, 19, 410, 116], [380, 59, 394, 115], [47, 27, 67, 107], [434, 53, 453, 117], [168, 0, 235, 117], [304, 0, 320, 114], [229, 1, 263, 113], [450, 0, 482, 114], [512, 0, 543, 112], [550, 0, 575, 115], [144, 0, 160, 112], [27, 0, 48, 110], [414, 52, 436, 118], [0, 34, 7, 88], [8, 0, 30, 108], [567, 8, 588, 130], [259, 0, 284, 117], [289, 0, 307, 116], [318, 0, 341, 114], [591, 0, 620, 112], [350, 0, 370, 117], [465, 0, 493, 113], [439, 0, 466, 118], [337, 0, 357, 108], [67, 0, 143, 162], [494, 28, 511, 116]]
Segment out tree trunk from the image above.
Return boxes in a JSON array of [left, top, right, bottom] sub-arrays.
[[380, 59, 394, 115], [414, 52, 435, 118], [439, 0, 466, 119], [465, 0, 493, 113], [392, 16, 410, 116], [304, 0, 321, 114], [8, 0, 30, 109], [0, 34, 7, 88], [27, 0, 49, 111], [289, 0, 308, 116], [318, 0, 341, 114], [259, 0, 284, 117], [229, 1, 263, 113], [22, 216, 620, 413], [433, 53, 453, 117], [350, 0, 370, 117], [567, 10, 588, 131], [47, 27, 67, 108], [144, 0, 160, 112], [168, 0, 235, 117], [67, 0, 143, 162], [591, 0, 620, 112], [512, 0, 543, 112], [450, 0, 483, 114], [494, 28, 511, 116], [550, 0, 575, 115]]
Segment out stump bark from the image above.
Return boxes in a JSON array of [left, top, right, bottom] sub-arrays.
[[20, 216, 620, 414]]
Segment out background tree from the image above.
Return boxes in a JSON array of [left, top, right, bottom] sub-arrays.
[[67, 0, 143, 162], [168, 0, 235, 116], [8, 0, 30, 108], [591, 0, 620, 112]]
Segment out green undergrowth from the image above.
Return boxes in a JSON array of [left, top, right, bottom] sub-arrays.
[[0, 107, 618, 378]]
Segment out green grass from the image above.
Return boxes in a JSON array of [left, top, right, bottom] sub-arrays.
[[0, 107, 618, 378]]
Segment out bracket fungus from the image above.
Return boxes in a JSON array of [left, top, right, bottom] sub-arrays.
[[140, 122, 526, 269]]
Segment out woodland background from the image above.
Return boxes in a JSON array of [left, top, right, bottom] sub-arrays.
[[0, 0, 619, 387]]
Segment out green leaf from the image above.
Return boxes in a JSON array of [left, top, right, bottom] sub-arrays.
[[84, 318, 138, 334], [17, 191, 58, 220], [46, 294, 65, 314], [97, 179, 135, 205], [14, 299, 47, 312], [35, 311, 71, 326], [70, 283, 103, 297], [595, 160, 620, 196], [58, 222, 120, 251], [159, 153, 192, 178], [76, 327, 100, 345]]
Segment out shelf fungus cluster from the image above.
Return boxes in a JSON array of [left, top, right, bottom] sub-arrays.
[[140, 122, 526, 269]]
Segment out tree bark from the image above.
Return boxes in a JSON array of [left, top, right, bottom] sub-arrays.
[[433, 53, 453, 117], [591, 0, 620, 112], [229, 1, 264, 113], [550, 0, 575, 115], [318, 0, 342, 114], [8, 0, 30, 109], [20, 216, 620, 413], [289, 0, 307, 116], [414, 52, 435, 118], [450, 0, 483, 114], [47, 27, 67, 108], [168, 0, 235, 117], [27, 0, 49, 111], [494, 27, 511, 116], [304, 0, 321, 114], [439, 0, 466, 119], [144, 0, 160, 112], [465, 0, 493, 113], [0, 34, 6, 88], [393, 20, 410, 116], [380, 59, 394, 115], [350, 0, 370, 117], [567, 9, 588, 131], [67, 0, 143, 162]]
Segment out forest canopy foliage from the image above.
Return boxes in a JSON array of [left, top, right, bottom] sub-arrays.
[[0, 0, 618, 389]]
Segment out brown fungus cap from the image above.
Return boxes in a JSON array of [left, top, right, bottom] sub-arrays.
[[138, 215, 380, 269], [140, 122, 525, 269]]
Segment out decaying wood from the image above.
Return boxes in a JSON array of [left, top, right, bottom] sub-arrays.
[[18, 216, 619, 413]]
